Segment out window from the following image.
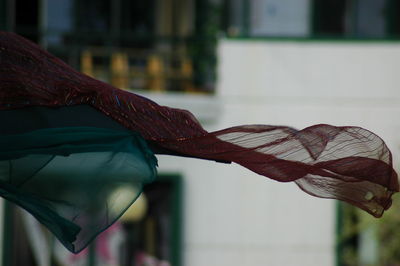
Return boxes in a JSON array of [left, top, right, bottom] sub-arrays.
[[387, 0, 400, 37], [250, 0, 311, 37], [313, 0, 387, 38], [312, 0, 347, 37], [224, 0, 311, 37], [222, 0, 400, 39], [0, 0, 218, 93]]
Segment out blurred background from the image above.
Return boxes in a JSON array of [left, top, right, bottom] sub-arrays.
[[1, 0, 400, 265]]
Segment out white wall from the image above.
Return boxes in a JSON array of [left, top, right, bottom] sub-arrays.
[[216, 40, 400, 165], [146, 39, 400, 266]]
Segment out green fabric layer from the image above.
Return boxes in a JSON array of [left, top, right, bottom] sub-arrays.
[[0, 127, 157, 253]]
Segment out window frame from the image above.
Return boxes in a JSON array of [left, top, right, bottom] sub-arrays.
[[222, 0, 400, 42]]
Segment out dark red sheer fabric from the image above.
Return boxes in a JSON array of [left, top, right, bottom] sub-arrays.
[[0, 32, 398, 217]]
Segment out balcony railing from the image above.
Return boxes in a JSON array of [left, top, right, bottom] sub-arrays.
[[80, 48, 196, 93]]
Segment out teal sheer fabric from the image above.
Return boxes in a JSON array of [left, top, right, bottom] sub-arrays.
[[0, 127, 157, 253]]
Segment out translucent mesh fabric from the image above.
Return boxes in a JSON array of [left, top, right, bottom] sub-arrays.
[[0, 127, 157, 253], [0, 28, 398, 234]]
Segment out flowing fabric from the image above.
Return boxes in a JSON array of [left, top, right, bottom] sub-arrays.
[[0, 32, 398, 252], [0, 127, 157, 253]]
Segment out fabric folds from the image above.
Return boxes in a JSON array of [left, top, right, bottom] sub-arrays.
[[0, 127, 157, 253], [0, 31, 399, 253]]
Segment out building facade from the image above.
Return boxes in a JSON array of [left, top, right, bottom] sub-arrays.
[[1, 0, 400, 265]]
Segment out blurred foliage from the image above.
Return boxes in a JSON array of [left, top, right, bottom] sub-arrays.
[[190, 0, 222, 92], [376, 193, 400, 265], [339, 194, 400, 266]]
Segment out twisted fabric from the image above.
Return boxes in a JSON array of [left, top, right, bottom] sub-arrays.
[[0, 32, 398, 252]]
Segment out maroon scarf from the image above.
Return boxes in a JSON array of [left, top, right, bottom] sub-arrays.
[[0, 32, 398, 217]]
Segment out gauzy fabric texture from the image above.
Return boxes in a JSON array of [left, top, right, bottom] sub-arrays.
[[0, 107, 157, 253], [0, 32, 399, 252], [0, 103, 157, 253]]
